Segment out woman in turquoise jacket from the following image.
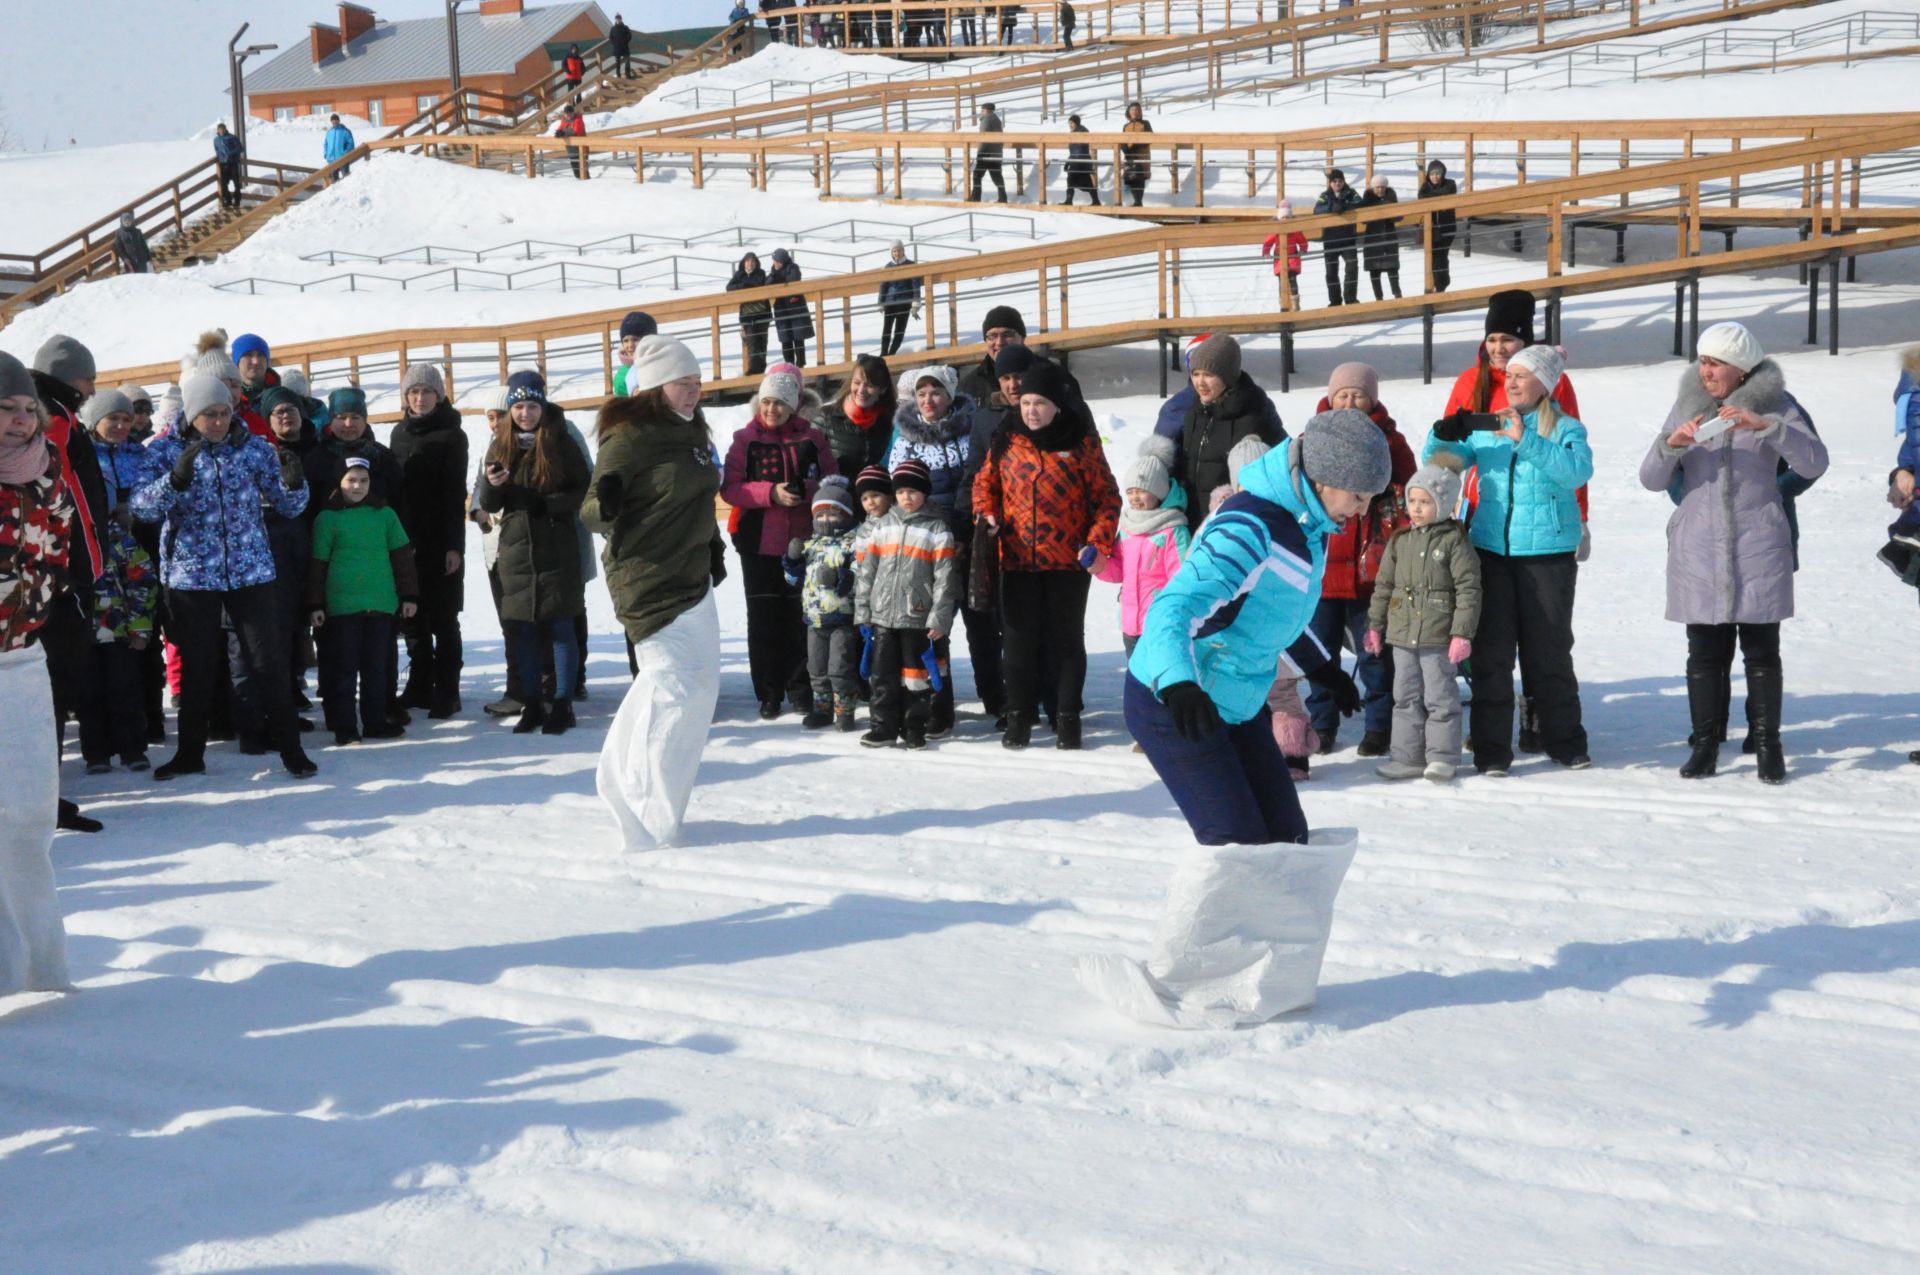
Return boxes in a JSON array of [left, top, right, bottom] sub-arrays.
[[1127, 410, 1389, 846], [1423, 343, 1593, 774]]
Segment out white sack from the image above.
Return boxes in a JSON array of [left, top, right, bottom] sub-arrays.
[[1077, 828, 1356, 1029], [596, 590, 721, 851], [0, 645, 71, 995]]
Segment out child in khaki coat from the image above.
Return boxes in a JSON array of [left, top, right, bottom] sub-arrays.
[[1365, 464, 1481, 782]]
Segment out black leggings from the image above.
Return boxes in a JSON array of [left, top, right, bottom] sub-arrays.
[[1000, 570, 1089, 718], [735, 545, 808, 706], [1686, 622, 1781, 674]]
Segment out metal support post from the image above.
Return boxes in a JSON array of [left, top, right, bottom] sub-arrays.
[[1828, 251, 1840, 356], [1421, 307, 1434, 384], [1806, 263, 1819, 345]]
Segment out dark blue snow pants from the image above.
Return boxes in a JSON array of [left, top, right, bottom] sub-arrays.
[[1125, 674, 1308, 848]]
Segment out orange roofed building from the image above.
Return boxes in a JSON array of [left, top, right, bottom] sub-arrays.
[[242, 1, 610, 128]]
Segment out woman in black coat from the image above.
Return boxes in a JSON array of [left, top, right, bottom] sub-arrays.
[[388, 364, 469, 718], [1174, 335, 1286, 534], [1361, 174, 1402, 300], [727, 252, 772, 376], [767, 248, 814, 366], [817, 353, 897, 478], [1417, 159, 1458, 292]]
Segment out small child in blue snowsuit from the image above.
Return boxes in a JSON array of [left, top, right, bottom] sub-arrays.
[[784, 474, 861, 731]]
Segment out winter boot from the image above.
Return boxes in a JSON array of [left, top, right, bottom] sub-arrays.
[[540, 699, 576, 736], [281, 748, 318, 780], [56, 800, 103, 833], [835, 698, 859, 732], [801, 706, 834, 730], [1747, 665, 1786, 785], [1423, 761, 1457, 783], [485, 696, 524, 717], [1314, 726, 1338, 756], [1679, 670, 1724, 779], [512, 701, 548, 734], [152, 754, 206, 781], [1356, 730, 1390, 758], [1054, 713, 1082, 750], [1001, 712, 1033, 750], [334, 730, 361, 747], [860, 726, 898, 748], [1375, 759, 1425, 781]]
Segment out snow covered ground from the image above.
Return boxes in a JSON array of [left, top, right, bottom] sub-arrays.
[[4, 7, 1919, 1269], [4, 292, 1920, 1271]]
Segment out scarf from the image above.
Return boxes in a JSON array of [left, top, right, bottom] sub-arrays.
[[843, 396, 883, 429], [0, 435, 51, 486], [1119, 502, 1185, 538], [515, 430, 538, 451]]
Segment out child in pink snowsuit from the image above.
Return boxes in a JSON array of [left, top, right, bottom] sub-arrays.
[[1208, 436, 1319, 778], [1097, 452, 1189, 656]]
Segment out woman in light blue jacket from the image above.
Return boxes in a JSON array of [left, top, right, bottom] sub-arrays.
[[1423, 343, 1592, 775]]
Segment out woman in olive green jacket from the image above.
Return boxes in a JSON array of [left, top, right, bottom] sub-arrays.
[[584, 336, 725, 850]]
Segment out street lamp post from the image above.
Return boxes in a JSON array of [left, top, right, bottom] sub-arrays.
[[227, 23, 279, 153]]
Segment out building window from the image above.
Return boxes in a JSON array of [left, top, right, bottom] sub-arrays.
[[367, 99, 384, 127], [416, 94, 438, 112], [274, 106, 294, 123], [312, 103, 332, 117]]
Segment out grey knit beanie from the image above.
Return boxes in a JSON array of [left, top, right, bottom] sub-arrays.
[[1187, 334, 1241, 385], [1406, 463, 1461, 522], [1225, 435, 1270, 488], [401, 363, 446, 397], [1300, 408, 1391, 495], [181, 373, 232, 426], [33, 334, 95, 385], [118, 382, 154, 409], [196, 347, 240, 383], [0, 350, 34, 402], [79, 390, 134, 431], [1122, 453, 1171, 502]]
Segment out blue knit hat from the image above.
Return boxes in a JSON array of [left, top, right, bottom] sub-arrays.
[[506, 370, 546, 405], [618, 310, 657, 341], [327, 386, 368, 417], [231, 333, 270, 362]]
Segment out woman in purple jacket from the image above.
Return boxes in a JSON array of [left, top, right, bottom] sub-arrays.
[[1640, 322, 1828, 785]]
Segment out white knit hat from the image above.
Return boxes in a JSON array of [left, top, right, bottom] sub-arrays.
[[756, 362, 805, 411], [1507, 344, 1565, 395], [908, 364, 958, 398], [277, 368, 311, 399], [1697, 321, 1764, 373], [629, 335, 701, 394], [471, 385, 511, 413], [196, 348, 240, 383]]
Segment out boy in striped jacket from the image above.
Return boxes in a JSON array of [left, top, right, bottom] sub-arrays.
[[853, 460, 959, 750]]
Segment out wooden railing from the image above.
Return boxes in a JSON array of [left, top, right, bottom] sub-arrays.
[[0, 156, 317, 321], [95, 122, 1920, 410], [743, 0, 1336, 54], [600, 0, 1813, 139], [375, 114, 1913, 216]]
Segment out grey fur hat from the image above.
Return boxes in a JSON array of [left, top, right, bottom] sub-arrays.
[[401, 363, 447, 397], [1406, 463, 1461, 522], [33, 334, 95, 385], [1300, 408, 1391, 495]]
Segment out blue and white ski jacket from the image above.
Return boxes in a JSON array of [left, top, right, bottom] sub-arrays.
[[131, 428, 308, 592], [1128, 437, 1337, 725]]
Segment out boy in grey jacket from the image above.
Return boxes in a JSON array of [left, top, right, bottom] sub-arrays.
[[1366, 464, 1482, 782], [853, 460, 959, 750]]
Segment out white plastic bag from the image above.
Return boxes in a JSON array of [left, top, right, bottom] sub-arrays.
[[596, 591, 721, 850], [1077, 828, 1357, 1029], [0, 646, 71, 995]]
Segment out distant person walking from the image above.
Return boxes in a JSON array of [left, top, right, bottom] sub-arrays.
[[322, 114, 356, 182], [609, 14, 634, 77], [555, 103, 589, 180], [729, 252, 773, 375], [768, 249, 814, 367], [113, 213, 152, 274], [878, 241, 921, 357], [1063, 115, 1099, 205], [1315, 168, 1361, 306], [1418, 159, 1459, 292], [1059, 1, 1076, 49], [1121, 102, 1153, 207], [562, 43, 586, 94], [212, 123, 244, 210], [971, 103, 1007, 204]]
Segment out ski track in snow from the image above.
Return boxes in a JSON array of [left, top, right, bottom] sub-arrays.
[[5, 19, 1920, 1274]]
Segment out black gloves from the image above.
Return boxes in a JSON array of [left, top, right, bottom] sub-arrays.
[[785, 537, 806, 564], [1161, 681, 1222, 742], [594, 472, 624, 513], [1306, 661, 1361, 716], [1431, 409, 1473, 443], [169, 438, 206, 491], [278, 449, 306, 490], [709, 538, 728, 587]]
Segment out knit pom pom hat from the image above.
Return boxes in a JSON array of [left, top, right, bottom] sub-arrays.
[[890, 458, 933, 495], [1123, 453, 1171, 502]]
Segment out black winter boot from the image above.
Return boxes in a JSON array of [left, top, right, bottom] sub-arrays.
[[1747, 666, 1786, 784], [1054, 713, 1081, 750], [1001, 712, 1033, 750], [512, 700, 547, 734], [541, 699, 576, 736], [1679, 670, 1724, 780], [1517, 698, 1543, 754]]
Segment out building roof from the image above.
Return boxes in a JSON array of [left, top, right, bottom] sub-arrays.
[[243, 3, 610, 96]]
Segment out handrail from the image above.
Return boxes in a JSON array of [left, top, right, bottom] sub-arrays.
[[731, 0, 1333, 53], [597, 0, 1793, 139], [94, 123, 1920, 405]]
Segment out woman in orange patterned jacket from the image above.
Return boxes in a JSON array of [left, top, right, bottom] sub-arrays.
[[971, 361, 1120, 751], [0, 350, 74, 995]]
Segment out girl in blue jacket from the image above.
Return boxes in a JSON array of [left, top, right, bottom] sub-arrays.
[[1422, 344, 1593, 774], [1127, 410, 1390, 846]]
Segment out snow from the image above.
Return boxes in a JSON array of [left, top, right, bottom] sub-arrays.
[[4, 7, 1920, 1269]]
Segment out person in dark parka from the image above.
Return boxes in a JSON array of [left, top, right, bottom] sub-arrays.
[[388, 364, 469, 718], [1170, 335, 1287, 534], [1314, 168, 1362, 306], [1360, 173, 1402, 300], [818, 353, 897, 478], [768, 248, 814, 367], [1417, 159, 1458, 292]]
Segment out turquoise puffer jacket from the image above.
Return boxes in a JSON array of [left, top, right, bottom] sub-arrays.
[[1422, 407, 1592, 557], [1128, 437, 1339, 725]]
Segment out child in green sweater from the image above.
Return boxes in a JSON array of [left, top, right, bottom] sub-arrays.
[[308, 458, 420, 745]]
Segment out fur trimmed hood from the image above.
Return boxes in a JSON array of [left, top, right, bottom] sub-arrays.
[[1674, 357, 1789, 418]]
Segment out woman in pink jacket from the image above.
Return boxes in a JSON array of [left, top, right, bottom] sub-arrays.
[[1096, 452, 1189, 655], [721, 363, 837, 719]]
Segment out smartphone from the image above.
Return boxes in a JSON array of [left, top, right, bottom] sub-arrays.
[[1461, 412, 1505, 431], [1693, 416, 1734, 443]]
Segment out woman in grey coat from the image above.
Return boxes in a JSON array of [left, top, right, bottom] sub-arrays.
[[1639, 322, 1828, 785]]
